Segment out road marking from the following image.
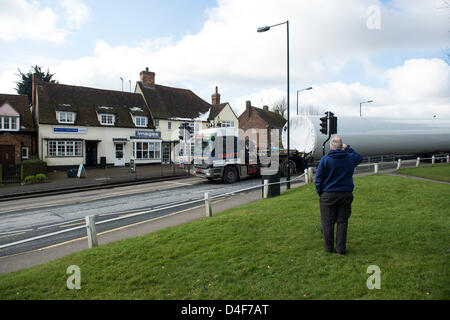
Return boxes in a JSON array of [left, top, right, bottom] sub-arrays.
[[59, 222, 85, 228], [0, 232, 25, 239], [164, 181, 193, 186]]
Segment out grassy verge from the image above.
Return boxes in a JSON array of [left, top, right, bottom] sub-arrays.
[[0, 174, 449, 300], [397, 163, 450, 182]]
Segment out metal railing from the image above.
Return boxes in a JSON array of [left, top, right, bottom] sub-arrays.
[[1, 153, 448, 251]]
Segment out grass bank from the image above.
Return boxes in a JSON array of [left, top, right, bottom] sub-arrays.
[[0, 174, 449, 299], [397, 163, 450, 182]]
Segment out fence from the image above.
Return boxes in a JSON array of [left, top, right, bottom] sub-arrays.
[[0, 154, 448, 251]]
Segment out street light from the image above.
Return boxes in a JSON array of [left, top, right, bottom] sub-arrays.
[[359, 100, 373, 117], [297, 87, 313, 115], [257, 20, 292, 189]]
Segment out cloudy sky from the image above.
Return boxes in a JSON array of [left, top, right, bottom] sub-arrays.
[[0, 0, 449, 119]]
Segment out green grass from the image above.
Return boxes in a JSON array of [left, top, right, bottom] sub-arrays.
[[397, 163, 450, 182], [0, 174, 449, 300]]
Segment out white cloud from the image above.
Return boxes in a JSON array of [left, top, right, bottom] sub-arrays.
[[0, 0, 90, 43], [61, 0, 91, 29]]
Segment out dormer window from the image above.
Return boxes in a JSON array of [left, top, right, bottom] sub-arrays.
[[57, 111, 76, 124], [0, 116, 19, 131], [134, 116, 147, 127], [99, 114, 115, 125]]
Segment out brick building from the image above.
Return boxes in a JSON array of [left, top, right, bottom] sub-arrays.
[[0, 94, 36, 166], [238, 101, 287, 150]]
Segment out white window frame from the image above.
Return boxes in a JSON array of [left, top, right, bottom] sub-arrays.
[[57, 112, 76, 124], [47, 140, 83, 157], [21, 147, 29, 159], [134, 116, 147, 127], [99, 114, 115, 126], [133, 141, 161, 160], [0, 116, 20, 131]]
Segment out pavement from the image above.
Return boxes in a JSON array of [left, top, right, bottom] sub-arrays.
[[0, 163, 193, 199]]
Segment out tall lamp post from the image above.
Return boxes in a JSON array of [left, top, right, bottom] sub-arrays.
[[258, 20, 292, 189], [297, 87, 313, 115], [360, 100, 373, 117]]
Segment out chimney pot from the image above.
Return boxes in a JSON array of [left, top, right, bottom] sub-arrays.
[[263, 105, 269, 112], [211, 86, 221, 105], [140, 68, 155, 88]]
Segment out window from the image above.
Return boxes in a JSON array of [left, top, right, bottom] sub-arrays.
[[0, 116, 19, 131], [100, 114, 115, 125], [220, 120, 234, 127], [48, 141, 82, 157], [134, 116, 147, 127], [57, 112, 76, 124], [154, 119, 159, 127], [21, 147, 29, 159], [168, 121, 172, 130], [134, 141, 161, 160]]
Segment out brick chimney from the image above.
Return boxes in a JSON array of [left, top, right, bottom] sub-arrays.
[[140, 67, 155, 88], [31, 73, 43, 122], [211, 86, 221, 105]]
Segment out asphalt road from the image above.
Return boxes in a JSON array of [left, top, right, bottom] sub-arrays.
[[0, 175, 304, 258]]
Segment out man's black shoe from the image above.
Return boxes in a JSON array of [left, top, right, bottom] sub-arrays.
[[336, 249, 347, 255]]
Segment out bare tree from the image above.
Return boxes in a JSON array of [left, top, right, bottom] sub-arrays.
[[301, 105, 320, 115], [271, 97, 287, 119]]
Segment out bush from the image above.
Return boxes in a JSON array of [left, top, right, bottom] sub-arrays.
[[24, 174, 48, 184], [22, 160, 47, 180]]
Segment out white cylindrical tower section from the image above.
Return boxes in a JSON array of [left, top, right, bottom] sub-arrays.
[[282, 115, 450, 160]]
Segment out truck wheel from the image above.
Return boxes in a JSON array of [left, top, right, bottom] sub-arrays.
[[223, 166, 238, 183], [280, 159, 296, 177]]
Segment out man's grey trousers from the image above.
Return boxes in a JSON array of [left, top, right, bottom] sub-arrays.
[[319, 192, 354, 254]]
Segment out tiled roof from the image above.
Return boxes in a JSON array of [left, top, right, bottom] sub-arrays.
[[138, 82, 211, 120], [0, 94, 35, 131], [37, 82, 154, 129], [208, 103, 228, 120], [253, 106, 287, 128]]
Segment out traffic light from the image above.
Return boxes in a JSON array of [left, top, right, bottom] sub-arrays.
[[320, 115, 328, 135], [329, 115, 337, 134]]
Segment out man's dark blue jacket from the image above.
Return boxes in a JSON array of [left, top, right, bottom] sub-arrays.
[[315, 146, 363, 196]]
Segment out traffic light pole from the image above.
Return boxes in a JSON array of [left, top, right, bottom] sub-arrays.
[[322, 112, 333, 156]]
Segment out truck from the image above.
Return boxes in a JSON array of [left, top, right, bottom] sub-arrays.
[[194, 115, 450, 183], [193, 127, 305, 183]]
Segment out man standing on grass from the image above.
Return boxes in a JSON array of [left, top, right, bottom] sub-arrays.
[[315, 136, 362, 255]]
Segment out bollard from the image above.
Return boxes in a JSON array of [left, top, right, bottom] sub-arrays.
[[432, 155, 435, 165], [447, 155, 449, 163], [85, 215, 98, 248], [263, 179, 269, 199], [397, 159, 402, 170], [205, 192, 212, 217], [416, 157, 420, 167], [304, 169, 309, 184], [308, 167, 314, 182], [374, 163, 379, 174]]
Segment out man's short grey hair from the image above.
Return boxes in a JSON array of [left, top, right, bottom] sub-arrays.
[[330, 136, 343, 150]]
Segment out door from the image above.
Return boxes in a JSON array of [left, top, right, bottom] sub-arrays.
[[114, 143, 125, 166], [0, 145, 15, 165], [162, 143, 170, 164], [0, 145, 19, 183], [85, 141, 98, 167]]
